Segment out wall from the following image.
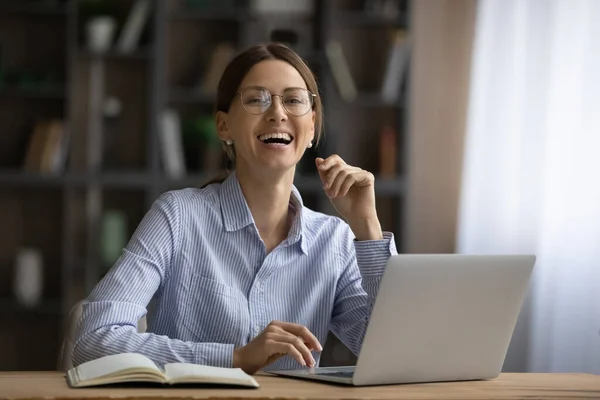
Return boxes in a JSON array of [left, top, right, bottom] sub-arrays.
[[404, 0, 477, 254]]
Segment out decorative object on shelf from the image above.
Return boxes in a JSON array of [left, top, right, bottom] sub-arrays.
[[13, 247, 44, 308], [102, 96, 123, 169], [246, 1, 313, 59], [79, 0, 118, 53], [100, 210, 127, 273], [86, 16, 117, 54], [250, 0, 313, 15], [115, 0, 151, 54], [160, 109, 186, 178]]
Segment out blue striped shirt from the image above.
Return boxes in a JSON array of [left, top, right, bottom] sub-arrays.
[[73, 172, 397, 370]]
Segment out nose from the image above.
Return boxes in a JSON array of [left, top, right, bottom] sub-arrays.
[[265, 95, 288, 122]]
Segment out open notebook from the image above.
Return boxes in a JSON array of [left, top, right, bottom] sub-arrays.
[[66, 353, 259, 388]]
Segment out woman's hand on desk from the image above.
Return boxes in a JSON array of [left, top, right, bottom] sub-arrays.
[[233, 321, 322, 374]]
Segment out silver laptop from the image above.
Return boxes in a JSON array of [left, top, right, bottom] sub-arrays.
[[269, 254, 535, 386]]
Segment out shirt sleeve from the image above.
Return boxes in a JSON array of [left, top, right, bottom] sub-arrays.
[[72, 192, 234, 368], [329, 227, 397, 356]]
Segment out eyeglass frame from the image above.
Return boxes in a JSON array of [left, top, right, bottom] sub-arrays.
[[235, 86, 317, 116]]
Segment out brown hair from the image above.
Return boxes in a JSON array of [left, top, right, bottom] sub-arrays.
[[201, 43, 323, 188]]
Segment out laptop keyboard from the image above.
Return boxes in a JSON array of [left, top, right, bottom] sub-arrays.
[[314, 371, 354, 378]]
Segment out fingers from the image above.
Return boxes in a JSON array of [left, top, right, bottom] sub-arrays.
[[322, 162, 345, 190], [316, 155, 349, 191], [341, 170, 374, 196], [270, 321, 322, 352], [316, 155, 344, 171], [239, 322, 322, 374], [316, 156, 372, 198], [315, 155, 344, 185], [265, 332, 316, 367], [338, 172, 357, 198], [329, 167, 369, 197]]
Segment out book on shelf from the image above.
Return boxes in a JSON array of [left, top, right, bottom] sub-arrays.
[[381, 29, 410, 103], [24, 119, 69, 174], [379, 125, 397, 178], [325, 40, 357, 102], [66, 353, 259, 388]]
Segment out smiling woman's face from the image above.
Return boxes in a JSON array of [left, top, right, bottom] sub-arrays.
[[216, 60, 315, 175]]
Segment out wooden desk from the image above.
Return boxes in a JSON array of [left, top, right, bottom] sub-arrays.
[[0, 372, 599, 400]]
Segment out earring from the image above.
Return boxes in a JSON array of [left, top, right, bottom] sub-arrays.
[[225, 139, 233, 145], [307, 142, 313, 148]]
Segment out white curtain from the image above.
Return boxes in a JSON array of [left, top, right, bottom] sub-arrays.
[[457, 0, 600, 373]]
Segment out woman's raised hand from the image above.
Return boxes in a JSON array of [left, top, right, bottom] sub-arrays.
[[316, 155, 383, 240]]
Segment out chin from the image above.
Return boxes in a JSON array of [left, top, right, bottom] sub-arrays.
[[252, 149, 302, 170], [255, 157, 300, 174], [261, 161, 298, 173]]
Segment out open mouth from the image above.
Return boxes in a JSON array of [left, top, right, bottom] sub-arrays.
[[257, 132, 294, 145]]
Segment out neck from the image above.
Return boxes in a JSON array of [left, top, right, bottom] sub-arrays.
[[234, 166, 295, 251]]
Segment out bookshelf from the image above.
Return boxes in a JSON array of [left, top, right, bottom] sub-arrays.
[[0, 0, 411, 370]]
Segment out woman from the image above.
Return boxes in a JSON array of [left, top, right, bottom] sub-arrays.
[[73, 43, 397, 374]]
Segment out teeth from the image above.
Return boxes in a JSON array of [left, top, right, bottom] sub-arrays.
[[258, 133, 292, 142]]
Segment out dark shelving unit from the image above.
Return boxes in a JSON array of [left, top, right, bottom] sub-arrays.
[[0, 0, 411, 371], [335, 10, 408, 27], [168, 87, 216, 104], [76, 49, 153, 61], [0, 87, 67, 100], [169, 9, 249, 22], [0, 171, 73, 187], [351, 92, 406, 108], [0, 1, 68, 15], [313, 0, 410, 368], [0, 299, 62, 316]]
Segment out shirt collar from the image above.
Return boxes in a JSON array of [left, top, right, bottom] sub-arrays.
[[219, 172, 255, 232], [219, 172, 311, 255], [288, 185, 310, 255]]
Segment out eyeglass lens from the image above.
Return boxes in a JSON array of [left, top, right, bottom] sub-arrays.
[[241, 87, 313, 116]]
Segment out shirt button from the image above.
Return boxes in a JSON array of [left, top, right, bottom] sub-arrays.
[[255, 326, 261, 334]]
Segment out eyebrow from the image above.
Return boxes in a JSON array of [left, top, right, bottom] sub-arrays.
[[240, 85, 309, 92]]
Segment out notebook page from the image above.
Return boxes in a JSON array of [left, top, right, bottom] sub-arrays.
[[76, 353, 161, 382], [164, 363, 256, 385]]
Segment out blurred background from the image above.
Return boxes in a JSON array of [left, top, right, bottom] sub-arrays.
[[0, 0, 598, 374]]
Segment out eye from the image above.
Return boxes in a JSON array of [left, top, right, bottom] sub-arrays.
[[245, 97, 269, 105]]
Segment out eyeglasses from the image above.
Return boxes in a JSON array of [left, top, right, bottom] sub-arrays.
[[236, 86, 316, 116]]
